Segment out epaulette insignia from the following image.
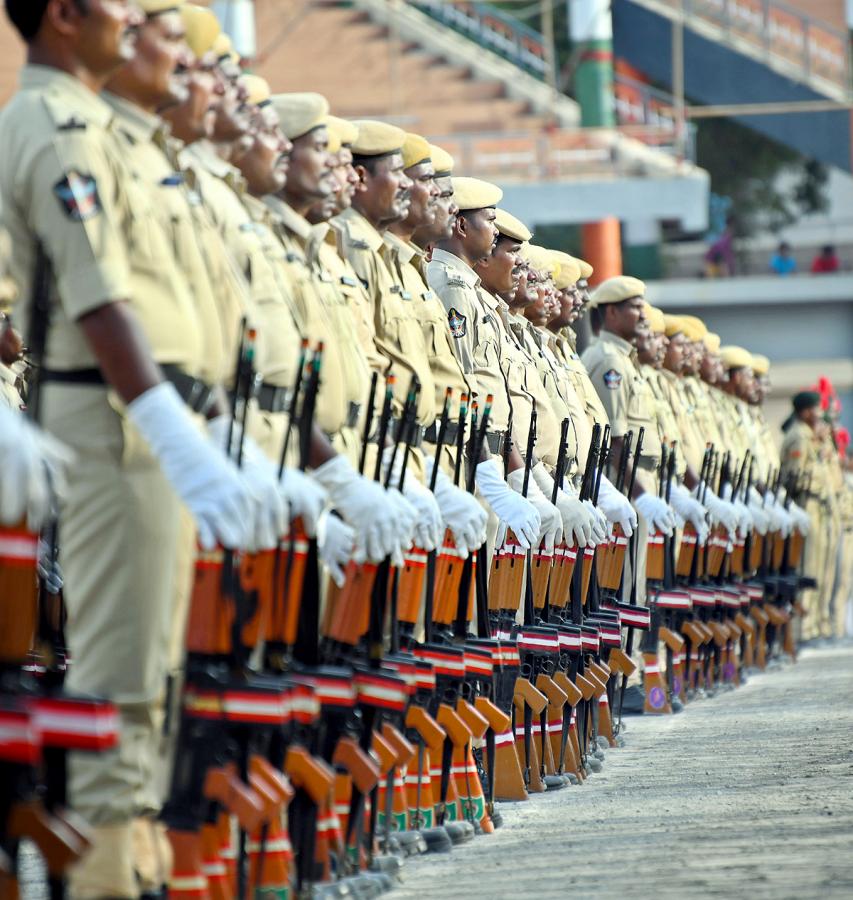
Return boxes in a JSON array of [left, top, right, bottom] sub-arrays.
[[348, 238, 369, 250], [603, 369, 623, 390], [446, 275, 467, 288], [482, 314, 493, 325], [340, 275, 358, 288], [58, 117, 87, 131], [160, 174, 184, 187], [421, 290, 434, 301], [447, 307, 467, 338]]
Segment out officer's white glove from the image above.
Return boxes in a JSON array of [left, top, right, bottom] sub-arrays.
[[508, 467, 562, 552], [400, 475, 442, 552], [279, 469, 327, 537], [733, 499, 753, 537], [697, 486, 739, 539], [530, 461, 594, 547], [597, 475, 637, 538], [789, 500, 810, 536], [670, 483, 708, 543], [746, 500, 770, 536], [762, 490, 790, 537], [582, 500, 608, 546], [385, 486, 417, 567], [207, 416, 288, 551], [425, 459, 487, 557], [634, 492, 676, 536], [127, 383, 254, 550], [317, 511, 355, 587], [381, 447, 442, 551], [0, 406, 75, 530], [475, 458, 540, 549], [313, 455, 403, 563]]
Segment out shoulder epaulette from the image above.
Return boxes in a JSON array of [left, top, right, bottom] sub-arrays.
[[57, 117, 88, 131]]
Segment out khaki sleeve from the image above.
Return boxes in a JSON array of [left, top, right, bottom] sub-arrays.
[[585, 351, 631, 437], [25, 134, 131, 319]]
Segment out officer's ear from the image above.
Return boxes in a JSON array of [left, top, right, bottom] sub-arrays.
[[352, 163, 370, 193], [46, 0, 86, 38], [454, 211, 468, 239]]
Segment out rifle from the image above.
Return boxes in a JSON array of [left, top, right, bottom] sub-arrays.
[[421, 388, 453, 647], [540, 419, 570, 621]]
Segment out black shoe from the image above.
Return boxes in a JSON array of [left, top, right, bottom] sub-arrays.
[[620, 684, 645, 714], [420, 826, 453, 853], [671, 697, 685, 713], [490, 809, 504, 828]]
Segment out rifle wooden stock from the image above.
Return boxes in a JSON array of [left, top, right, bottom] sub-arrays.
[[675, 522, 699, 578], [333, 737, 380, 795], [381, 722, 415, 768], [284, 747, 334, 806], [266, 520, 310, 646], [248, 770, 282, 821], [771, 531, 785, 570], [186, 547, 234, 655], [322, 561, 378, 646], [642, 653, 671, 714], [735, 612, 756, 667], [749, 532, 763, 573], [474, 696, 511, 734], [588, 661, 611, 682], [202, 765, 265, 832], [530, 547, 554, 610], [436, 703, 472, 748], [535, 674, 568, 709], [766, 605, 789, 627], [404, 705, 445, 753], [456, 698, 489, 741], [583, 670, 607, 699], [370, 730, 397, 773], [199, 823, 232, 900], [574, 674, 597, 702], [731, 537, 746, 576], [659, 627, 685, 654], [552, 671, 583, 706], [596, 690, 617, 748], [606, 648, 637, 678], [7, 802, 89, 876], [549, 543, 577, 608], [396, 545, 429, 625], [789, 530, 805, 569], [578, 546, 595, 607], [166, 830, 209, 900], [646, 533, 666, 582], [0, 523, 38, 663], [512, 677, 548, 715], [708, 622, 728, 647], [597, 525, 629, 591], [706, 525, 729, 577], [432, 531, 467, 624]]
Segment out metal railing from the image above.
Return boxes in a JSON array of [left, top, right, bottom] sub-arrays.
[[409, 1, 548, 76], [651, 0, 852, 96], [614, 72, 698, 161], [424, 127, 689, 181]]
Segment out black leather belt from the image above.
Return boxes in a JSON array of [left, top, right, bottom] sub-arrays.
[[257, 382, 292, 414], [345, 401, 361, 429], [424, 420, 462, 446], [388, 416, 425, 448], [42, 364, 216, 415], [485, 430, 506, 455]]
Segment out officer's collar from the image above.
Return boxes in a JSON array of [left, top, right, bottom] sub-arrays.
[[185, 139, 240, 180], [264, 195, 313, 242], [430, 248, 479, 289], [335, 207, 384, 252], [22, 64, 113, 129], [599, 329, 636, 356], [101, 92, 164, 143], [383, 231, 417, 266]]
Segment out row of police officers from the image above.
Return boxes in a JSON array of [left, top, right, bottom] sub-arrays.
[[0, 1, 850, 896]]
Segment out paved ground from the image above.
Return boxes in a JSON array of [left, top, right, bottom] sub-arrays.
[[390, 642, 853, 900]]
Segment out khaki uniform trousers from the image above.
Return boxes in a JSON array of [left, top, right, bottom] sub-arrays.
[[801, 498, 824, 640], [43, 385, 184, 827], [625, 468, 655, 685]]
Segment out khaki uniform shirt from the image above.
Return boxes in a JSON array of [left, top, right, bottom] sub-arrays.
[[264, 197, 356, 437], [658, 369, 706, 476], [581, 331, 659, 470], [384, 233, 471, 424], [332, 207, 435, 426], [683, 378, 724, 454], [103, 94, 224, 385], [514, 319, 582, 477], [780, 420, 823, 498], [641, 365, 687, 479], [0, 66, 197, 373], [0, 363, 23, 410], [425, 248, 512, 434]]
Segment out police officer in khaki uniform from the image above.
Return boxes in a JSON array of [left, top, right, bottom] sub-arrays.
[[0, 4, 262, 895], [781, 391, 830, 638]]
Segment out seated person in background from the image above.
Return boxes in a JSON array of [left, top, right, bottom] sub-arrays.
[[811, 244, 840, 274], [770, 241, 797, 276]]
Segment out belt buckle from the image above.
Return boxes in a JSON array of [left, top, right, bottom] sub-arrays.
[[186, 378, 203, 412]]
